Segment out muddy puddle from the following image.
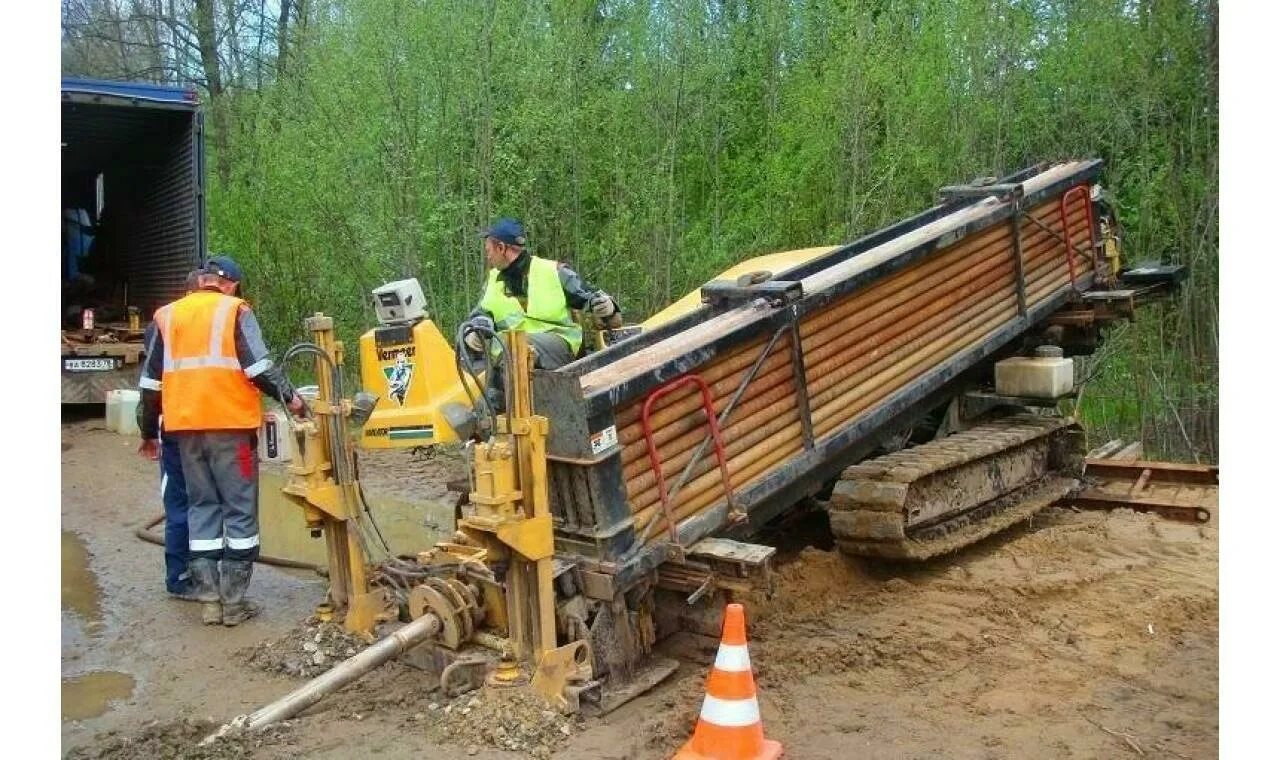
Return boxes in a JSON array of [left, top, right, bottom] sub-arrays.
[[62, 531, 103, 625], [256, 471, 452, 566], [63, 531, 136, 722], [62, 671, 135, 722]]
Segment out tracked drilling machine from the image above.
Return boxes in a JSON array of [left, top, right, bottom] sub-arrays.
[[265, 159, 1188, 720]]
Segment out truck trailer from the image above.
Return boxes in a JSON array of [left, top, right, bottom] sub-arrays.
[[60, 78, 205, 404]]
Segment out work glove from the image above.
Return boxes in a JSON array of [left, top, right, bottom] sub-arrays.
[[463, 315, 494, 354], [588, 292, 618, 320], [287, 392, 309, 419]]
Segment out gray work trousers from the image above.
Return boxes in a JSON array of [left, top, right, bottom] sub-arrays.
[[482, 332, 574, 412], [176, 430, 261, 562]]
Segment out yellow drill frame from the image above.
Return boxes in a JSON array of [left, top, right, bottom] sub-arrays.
[[452, 330, 593, 709], [280, 313, 393, 637]]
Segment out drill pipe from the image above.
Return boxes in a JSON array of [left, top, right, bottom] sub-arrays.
[[614, 201, 1085, 450], [217, 613, 443, 737], [631, 242, 1091, 532], [803, 237, 1066, 407], [623, 228, 1080, 511], [808, 262, 1070, 434], [629, 401, 803, 516], [641, 424, 806, 543], [624, 372, 800, 490], [615, 194, 1073, 433], [613, 185, 1096, 538], [644, 292, 1027, 538], [619, 216, 1078, 478], [809, 262, 1079, 439], [613, 226, 1000, 436]]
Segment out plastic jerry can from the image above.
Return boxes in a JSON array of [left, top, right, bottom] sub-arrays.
[[115, 390, 140, 436], [104, 390, 122, 432], [259, 410, 292, 463]]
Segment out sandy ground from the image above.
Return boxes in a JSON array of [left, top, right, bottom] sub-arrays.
[[62, 412, 1218, 758]]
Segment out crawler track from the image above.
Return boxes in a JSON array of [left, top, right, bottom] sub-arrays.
[[828, 413, 1085, 560]]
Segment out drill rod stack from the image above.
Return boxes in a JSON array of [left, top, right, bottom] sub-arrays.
[[533, 160, 1107, 580]]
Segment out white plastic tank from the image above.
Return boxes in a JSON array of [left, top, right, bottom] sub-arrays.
[[994, 346, 1074, 399], [259, 409, 292, 463], [104, 390, 122, 432], [116, 390, 140, 435]]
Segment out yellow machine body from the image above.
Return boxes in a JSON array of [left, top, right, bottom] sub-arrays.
[[358, 319, 480, 448], [641, 246, 839, 328]]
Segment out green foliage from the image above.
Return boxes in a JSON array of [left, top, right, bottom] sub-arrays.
[[199, 0, 1216, 460]]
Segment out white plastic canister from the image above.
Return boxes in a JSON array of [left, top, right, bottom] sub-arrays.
[[115, 390, 140, 436], [104, 390, 122, 432], [259, 409, 292, 463]]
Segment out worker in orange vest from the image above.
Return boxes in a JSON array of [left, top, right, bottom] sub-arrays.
[[137, 255, 307, 626]]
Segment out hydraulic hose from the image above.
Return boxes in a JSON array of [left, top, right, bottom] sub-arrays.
[[132, 514, 323, 573], [454, 321, 508, 439]]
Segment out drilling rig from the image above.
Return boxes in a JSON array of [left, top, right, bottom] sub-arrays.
[[260, 159, 1188, 722]]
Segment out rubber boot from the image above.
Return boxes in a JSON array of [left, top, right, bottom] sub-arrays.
[[220, 560, 258, 626], [189, 558, 222, 625]]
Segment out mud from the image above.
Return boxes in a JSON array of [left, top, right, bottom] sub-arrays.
[[243, 617, 372, 679], [350, 443, 468, 507], [424, 689, 580, 758], [63, 410, 1217, 759], [62, 531, 103, 624], [62, 672, 136, 722], [64, 718, 298, 760]]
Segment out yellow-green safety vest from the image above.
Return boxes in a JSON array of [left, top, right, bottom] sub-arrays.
[[479, 255, 583, 355]]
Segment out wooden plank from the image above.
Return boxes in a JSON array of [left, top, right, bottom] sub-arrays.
[[1070, 489, 1213, 524], [1112, 442, 1144, 461], [687, 537, 776, 566], [1084, 458, 1218, 485], [1086, 439, 1125, 459]]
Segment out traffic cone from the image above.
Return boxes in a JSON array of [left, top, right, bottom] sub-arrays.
[[674, 603, 783, 760]]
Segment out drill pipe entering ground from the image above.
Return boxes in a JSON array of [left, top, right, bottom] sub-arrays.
[[202, 612, 442, 744]]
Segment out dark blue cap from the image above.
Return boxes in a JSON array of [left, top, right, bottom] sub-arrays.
[[204, 254, 244, 283], [481, 218, 527, 246]]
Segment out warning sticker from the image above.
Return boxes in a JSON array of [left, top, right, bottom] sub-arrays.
[[589, 425, 619, 455]]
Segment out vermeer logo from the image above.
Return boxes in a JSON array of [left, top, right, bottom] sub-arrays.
[[377, 345, 416, 361], [382, 353, 414, 406]]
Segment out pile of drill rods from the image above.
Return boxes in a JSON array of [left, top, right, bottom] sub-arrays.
[[614, 195, 1093, 543]]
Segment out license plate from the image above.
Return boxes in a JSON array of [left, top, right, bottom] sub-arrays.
[[63, 357, 120, 372]]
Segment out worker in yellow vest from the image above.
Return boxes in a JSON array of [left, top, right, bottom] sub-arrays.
[[137, 255, 307, 627], [461, 218, 619, 411]]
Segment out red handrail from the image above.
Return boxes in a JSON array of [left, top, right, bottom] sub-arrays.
[[640, 374, 735, 544], [1058, 184, 1097, 290]]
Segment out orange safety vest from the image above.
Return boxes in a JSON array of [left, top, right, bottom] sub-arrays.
[[154, 290, 263, 431]]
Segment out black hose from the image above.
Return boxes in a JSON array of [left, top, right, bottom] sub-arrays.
[[352, 451, 393, 554], [281, 342, 393, 561], [133, 514, 324, 573], [453, 322, 507, 439]]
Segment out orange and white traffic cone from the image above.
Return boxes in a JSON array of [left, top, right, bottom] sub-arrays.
[[674, 603, 783, 760]]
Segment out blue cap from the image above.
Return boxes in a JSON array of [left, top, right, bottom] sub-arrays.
[[481, 218, 526, 246], [204, 254, 243, 283]]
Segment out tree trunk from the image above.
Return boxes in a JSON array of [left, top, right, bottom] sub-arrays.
[[194, 0, 231, 185], [276, 0, 291, 77]]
